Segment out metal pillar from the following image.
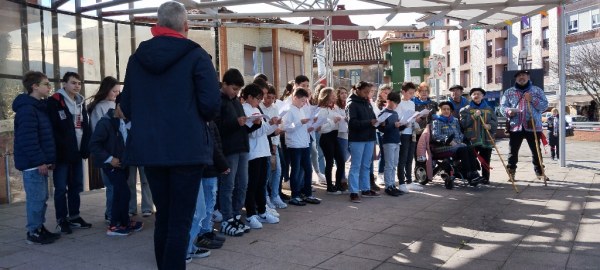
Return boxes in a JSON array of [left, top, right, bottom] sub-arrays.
[[558, 5, 567, 167]]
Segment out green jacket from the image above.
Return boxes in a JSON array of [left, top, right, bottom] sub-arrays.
[[459, 102, 497, 148]]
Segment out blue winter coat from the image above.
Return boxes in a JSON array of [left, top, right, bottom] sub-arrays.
[[120, 35, 220, 166], [12, 94, 56, 171], [88, 109, 126, 168]]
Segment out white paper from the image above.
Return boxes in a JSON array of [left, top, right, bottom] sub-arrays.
[[310, 105, 321, 119], [245, 114, 266, 127], [374, 112, 392, 127], [311, 116, 328, 129], [406, 109, 431, 123], [278, 110, 288, 118]]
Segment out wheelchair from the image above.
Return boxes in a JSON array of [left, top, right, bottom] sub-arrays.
[[415, 148, 481, 190]]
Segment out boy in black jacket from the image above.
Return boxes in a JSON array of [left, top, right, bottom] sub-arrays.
[[46, 72, 92, 233], [89, 96, 143, 236], [186, 121, 229, 262]]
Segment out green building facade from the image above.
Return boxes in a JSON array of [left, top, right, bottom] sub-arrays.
[[382, 34, 431, 91]]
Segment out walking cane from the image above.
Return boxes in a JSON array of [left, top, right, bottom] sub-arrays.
[[527, 101, 548, 186], [478, 116, 519, 193]]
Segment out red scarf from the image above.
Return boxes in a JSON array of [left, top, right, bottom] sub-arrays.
[[151, 25, 186, 39]]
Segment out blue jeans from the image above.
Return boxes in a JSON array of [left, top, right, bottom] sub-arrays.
[[23, 170, 49, 233], [145, 165, 204, 270], [218, 152, 249, 220], [383, 143, 400, 188], [348, 141, 375, 193], [100, 170, 112, 220], [310, 139, 321, 174], [53, 160, 84, 221], [187, 178, 207, 255], [128, 166, 153, 214], [266, 147, 282, 200], [337, 137, 349, 180], [288, 147, 312, 198], [103, 167, 130, 227], [315, 132, 326, 173], [200, 178, 218, 235]]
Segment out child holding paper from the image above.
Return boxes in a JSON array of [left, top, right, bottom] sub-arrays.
[[377, 92, 404, 197], [316, 87, 345, 194], [396, 82, 424, 193]]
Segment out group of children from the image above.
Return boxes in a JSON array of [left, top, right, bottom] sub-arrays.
[[14, 68, 496, 264]]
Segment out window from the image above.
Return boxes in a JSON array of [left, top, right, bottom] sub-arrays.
[[409, 60, 420, 69], [568, 14, 579, 33], [350, 69, 361, 86], [446, 30, 450, 45], [279, 48, 303, 87], [592, 9, 600, 29], [543, 57, 549, 76], [461, 70, 470, 88], [446, 52, 451, 66], [542, 27, 549, 49], [460, 30, 469, 41], [462, 48, 469, 64], [403, 43, 420, 52], [260, 48, 273, 83], [521, 33, 532, 55], [521, 17, 531, 30], [339, 69, 346, 78], [486, 66, 493, 84], [486, 41, 493, 58], [244, 45, 256, 75]]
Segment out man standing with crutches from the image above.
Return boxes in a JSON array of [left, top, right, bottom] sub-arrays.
[[500, 70, 549, 182]]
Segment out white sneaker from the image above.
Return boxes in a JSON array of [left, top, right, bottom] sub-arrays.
[[377, 173, 385, 185], [212, 210, 223, 223], [246, 215, 263, 229], [399, 184, 410, 193], [407, 183, 424, 191], [257, 212, 279, 224], [266, 206, 280, 217], [282, 181, 291, 190], [317, 173, 327, 185], [266, 196, 276, 209], [271, 196, 288, 209]]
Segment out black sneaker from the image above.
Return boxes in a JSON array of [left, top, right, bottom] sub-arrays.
[[57, 219, 72, 234], [350, 193, 361, 203], [40, 225, 61, 241], [195, 234, 224, 249], [220, 219, 243, 237], [279, 192, 291, 201], [26, 228, 55, 245], [69, 217, 92, 229], [302, 196, 321, 204], [233, 215, 250, 233], [361, 190, 381, 198], [202, 232, 226, 243], [288, 197, 306, 206], [384, 187, 401, 197]]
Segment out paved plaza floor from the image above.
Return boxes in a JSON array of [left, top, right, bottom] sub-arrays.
[[1, 139, 599, 270]]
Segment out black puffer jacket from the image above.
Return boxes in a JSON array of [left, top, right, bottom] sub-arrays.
[[346, 93, 376, 142], [203, 121, 229, 178]]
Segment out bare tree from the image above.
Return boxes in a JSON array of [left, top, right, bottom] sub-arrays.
[[561, 43, 600, 119]]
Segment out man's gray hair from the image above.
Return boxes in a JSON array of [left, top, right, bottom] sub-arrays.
[[157, 1, 187, 32]]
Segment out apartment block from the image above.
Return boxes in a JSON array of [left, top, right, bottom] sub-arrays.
[[381, 30, 431, 91]]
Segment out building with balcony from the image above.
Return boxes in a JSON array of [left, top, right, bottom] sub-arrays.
[[380, 30, 431, 91], [431, 10, 560, 103]]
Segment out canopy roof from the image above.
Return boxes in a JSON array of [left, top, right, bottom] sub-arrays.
[[40, 0, 566, 30]]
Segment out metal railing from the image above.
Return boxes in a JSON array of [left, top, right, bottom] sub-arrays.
[[495, 48, 507, 57], [570, 122, 600, 131]]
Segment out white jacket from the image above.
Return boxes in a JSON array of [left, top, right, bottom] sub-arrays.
[[243, 103, 277, 160], [283, 105, 310, 148], [317, 107, 340, 134]]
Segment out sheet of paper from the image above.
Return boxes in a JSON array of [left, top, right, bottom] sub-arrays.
[[374, 112, 392, 127], [311, 116, 328, 129], [245, 114, 266, 127]]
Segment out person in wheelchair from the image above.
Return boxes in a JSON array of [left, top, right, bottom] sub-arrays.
[[430, 101, 483, 186]]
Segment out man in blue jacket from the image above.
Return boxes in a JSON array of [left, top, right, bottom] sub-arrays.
[[119, 2, 220, 269], [13, 71, 61, 245]]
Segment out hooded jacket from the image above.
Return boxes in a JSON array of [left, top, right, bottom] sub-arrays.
[[203, 121, 229, 178], [346, 93, 376, 142], [46, 89, 91, 163], [12, 94, 56, 171], [500, 81, 548, 132], [215, 93, 250, 156], [119, 34, 220, 166], [88, 109, 127, 168]]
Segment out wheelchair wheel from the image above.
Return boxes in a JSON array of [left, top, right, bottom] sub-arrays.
[[415, 164, 429, 185]]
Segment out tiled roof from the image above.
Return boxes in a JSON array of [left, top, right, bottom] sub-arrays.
[[331, 38, 383, 64]]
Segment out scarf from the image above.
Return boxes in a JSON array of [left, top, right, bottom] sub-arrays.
[[437, 115, 454, 124], [515, 80, 532, 92], [448, 96, 468, 111], [469, 100, 489, 109], [151, 25, 186, 39], [412, 97, 431, 106]]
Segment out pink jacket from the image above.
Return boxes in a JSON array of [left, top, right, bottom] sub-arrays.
[[416, 125, 433, 180]]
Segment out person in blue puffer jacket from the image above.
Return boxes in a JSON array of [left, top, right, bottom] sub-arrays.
[[13, 71, 60, 245]]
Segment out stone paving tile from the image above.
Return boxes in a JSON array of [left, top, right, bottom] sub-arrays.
[[341, 243, 401, 261], [501, 249, 570, 269], [452, 242, 518, 262], [343, 219, 394, 233], [316, 254, 381, 270], [373, 262, 428, 270], [566, 253, 600, 270], [326, 227, 375, 242], [386, 240, 460, 269], [440, 257, 504, 269]]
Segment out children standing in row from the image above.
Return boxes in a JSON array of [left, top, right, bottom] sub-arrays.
[[378, 92, 404, 197]]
